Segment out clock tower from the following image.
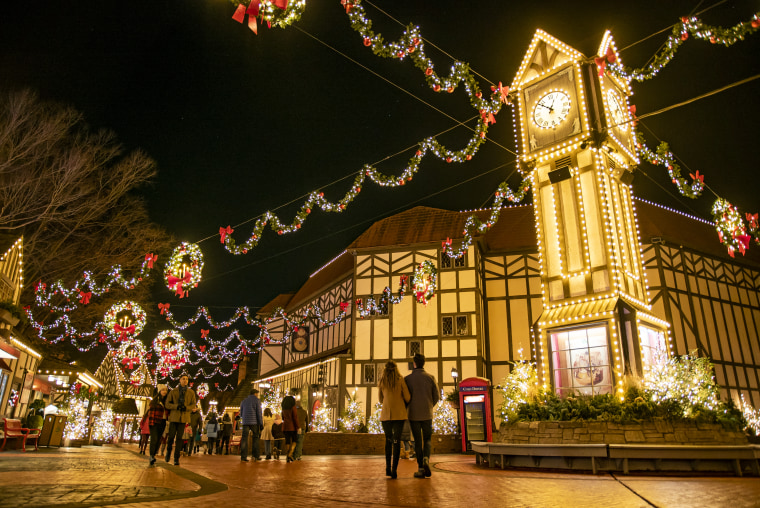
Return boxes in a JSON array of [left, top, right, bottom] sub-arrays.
[[511, 30, 671, 398]]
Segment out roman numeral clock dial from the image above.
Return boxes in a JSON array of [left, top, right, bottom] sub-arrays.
[[533, 90, 571, 128]]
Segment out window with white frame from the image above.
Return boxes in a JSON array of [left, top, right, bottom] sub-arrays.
[[550, 325, 612, 397]]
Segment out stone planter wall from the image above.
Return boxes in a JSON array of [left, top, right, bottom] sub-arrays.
[[298, 432, 461, 455], [497, 420, 748, 445]]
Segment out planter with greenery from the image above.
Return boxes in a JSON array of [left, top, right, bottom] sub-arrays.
[[495, 352, 760, 446], [0, 300, 25, 327]]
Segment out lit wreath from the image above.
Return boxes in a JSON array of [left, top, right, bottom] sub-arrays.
[[231, 0, 306, 29], [196, 382, 210, 399], [153, 330, 190, 377], [712, 198, 751, 257], [117, 339, 147, 371], [412, 261, 438, 305], [129, 369, 146, 387], [164, 242, 204, 298], [103, 301, 147, 342]]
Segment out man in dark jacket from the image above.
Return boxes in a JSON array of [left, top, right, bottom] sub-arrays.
[[164, 374, 198, 466], [405, 353, 439, 478], [239, 387, 263, 461]]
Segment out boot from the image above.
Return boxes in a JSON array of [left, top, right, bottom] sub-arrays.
[[286, 442, 296, 462], [391, 442, 400, 479]]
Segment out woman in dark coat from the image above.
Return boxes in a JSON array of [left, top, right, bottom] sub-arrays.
[[147, 384, 169, 466], [281, 395, 300, 462]]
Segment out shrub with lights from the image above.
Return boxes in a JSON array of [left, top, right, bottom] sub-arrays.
[[91, 408, 117, 443], [311, 403, 334, 433], [367, 401, 383, 434], [338, 391, 364, 432], [497, 360, 540, 423]]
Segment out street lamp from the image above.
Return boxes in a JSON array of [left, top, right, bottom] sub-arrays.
[[451, 366, 459, 388]]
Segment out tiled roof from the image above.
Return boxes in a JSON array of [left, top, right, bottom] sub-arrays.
[[256, 293, 295, 317], [286, 250, 353, 311]]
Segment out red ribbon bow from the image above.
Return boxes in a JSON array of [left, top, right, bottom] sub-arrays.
[[233, 363, 238, 369], [215, 383, 219, 388], [232, 1, 260, 34], [339, 302, 350, 313], [442, 237, 452, 250], [79, 291, 92, 305], [491, 82, 509, 104], [167, 272, 192, 298], [595, 47, 617, 77], [628, 105, 638, 126], [689, 170, 704, 184], [145, 253, 158, 269], [200, 329, 209, 339], [158, 303, 170, 315], [114, 323, 136, 341], [199, 345, 206, 353], [736, 234, 751, 255], [746, 213, 758, 229], [121, 357, 139, 369], [341, 0, 353, 12], [219, 225, 234, 244]]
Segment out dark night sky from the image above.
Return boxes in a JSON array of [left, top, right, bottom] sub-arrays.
[[2, 0, 759, 335]]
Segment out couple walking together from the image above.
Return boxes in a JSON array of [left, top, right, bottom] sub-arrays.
[[379, 353, 439, 479]]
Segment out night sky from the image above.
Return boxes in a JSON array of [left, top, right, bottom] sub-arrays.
[[2, 0, 759, 325]]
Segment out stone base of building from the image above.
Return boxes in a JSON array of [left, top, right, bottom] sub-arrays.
[[497, 420, 749, 445]]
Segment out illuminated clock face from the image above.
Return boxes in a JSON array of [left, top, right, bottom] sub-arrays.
[[606, 90, 627, 131], [293, 328, 308, 352], [533, 91, 571, 128]]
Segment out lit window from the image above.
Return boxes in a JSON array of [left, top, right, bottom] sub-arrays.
[[639, 326, 667, 370], [550, 325, 612, 397]]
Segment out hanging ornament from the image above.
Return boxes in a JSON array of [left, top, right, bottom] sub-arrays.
[[103, 301, 147, 343], [196, 382, 210, 400], [412, 261, 437, 305], [153, 330, 190, 377], [164, 242, 204, 298], [712, 198, 750, 257]]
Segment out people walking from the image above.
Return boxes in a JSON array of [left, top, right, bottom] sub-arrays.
[[405, 353, 439, 478], [379, 360, 411, 479], [271, 413, 284, 460], [239, 387, 263, 462], [281, 395, 299, 462], [138, 413, 150, 454], [164, 374, 198, 466], [205, 413, 220, 454], [147, 384, 169, 466], [400, 419, 414, 459], [220, 413, 233, 455], [293, 402, 309, 460], [261, 407, 275, 459]]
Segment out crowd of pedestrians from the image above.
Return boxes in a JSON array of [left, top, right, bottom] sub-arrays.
[[144, 354, 439, 479]]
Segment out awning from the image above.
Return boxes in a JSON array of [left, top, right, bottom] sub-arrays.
[[537, 298, 619, 327], [0, 341, 20, 360]]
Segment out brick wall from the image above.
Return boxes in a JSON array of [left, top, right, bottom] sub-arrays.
[[497, 421, 749, 445]]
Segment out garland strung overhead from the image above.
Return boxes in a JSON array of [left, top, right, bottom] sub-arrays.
[[231, 0, 306, 34], [608, 14, 760, 82], [356, 275, 407, 318], [32, 253, 157, 314], [633, 131, 705, 199], [153, 330, 190, 377], [221, 0, 508, 256]]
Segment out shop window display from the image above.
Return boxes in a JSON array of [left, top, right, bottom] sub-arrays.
[[551, 325, 612, 396], [639, 325, 668, 370]]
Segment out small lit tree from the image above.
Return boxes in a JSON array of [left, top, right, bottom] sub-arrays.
[[497, 360, 539, 423], [338, 391, 364, 432], [261, 385, 283, 416], [312, 404, 333, 432], [642, 350, 720, 417], [367, 401, 383, 434], [432, 389, 457, 434], [91, 407, 117, 442]]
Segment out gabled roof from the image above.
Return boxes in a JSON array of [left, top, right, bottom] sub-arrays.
[[286, 250, 353, 311], [257, 293, 295, 317], [511, 29, 584, 90]]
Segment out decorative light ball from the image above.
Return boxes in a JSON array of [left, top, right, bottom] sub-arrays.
[[103, 301, 147, 342], [164, 242, 204, 297]]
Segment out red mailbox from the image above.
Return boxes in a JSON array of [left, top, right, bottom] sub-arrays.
[[458, 377, 493, 452]]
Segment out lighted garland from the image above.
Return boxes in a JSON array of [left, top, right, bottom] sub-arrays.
[[103, 301, 147, 343], [712, 198, 751, 257], [32, 252, 157, 314], [231, 0, 306, 33], [153, 330, 190, 377], [164, 242, 204, 298], [221, 0, 507, 256], [746, 213, 760, 246], [633, 131, 705, 199], [607, 14, 760, 82], [356, 275, 407, 318], [160, 365, 238, 381], [412, 261, 437, 305]]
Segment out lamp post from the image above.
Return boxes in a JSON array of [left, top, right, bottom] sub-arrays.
[[451, 366, 459, 389]]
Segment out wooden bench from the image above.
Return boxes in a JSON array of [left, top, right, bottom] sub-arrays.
[[229, 433, 242, 453], [608, 444, 760, 477], [473, 442, 608, 474], [1, 418, 40, 452]]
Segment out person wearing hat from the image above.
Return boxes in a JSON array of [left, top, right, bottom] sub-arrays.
[[239, 387, 263, 461], [147, 384, 169, 466], [164, 374, 198, 466]]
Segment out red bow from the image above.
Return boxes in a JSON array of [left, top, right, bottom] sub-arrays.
[[219, 225, 234, 244], [114, 323, 136, 341], [490, 82, 509, 104], [242, 345, 248, 355], [199, 345, 206, 353], [746, 213, 758, 229], [232, 1, 259, 34], [233, 363, 238, 369], [79, 291, 92, 305], [628, 105, 638, 126], [167, 272, 192, 298], [158, 303, 170, 315], [689, 170, 704, 184], [594, 47, 617, 77], [274, 0, 288, 7], [442, 237, 452, 250], [145, 253, 158, 269], [339, 302, 350, 313], [215, 383, 220, 388], [341, 0, 353, 12], [121, 357, 139, 369], [200, 329, 209, 339], [736, 234, 751, 255]]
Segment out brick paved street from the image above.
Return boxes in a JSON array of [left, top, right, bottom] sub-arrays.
[[0, 444, 758, 508]]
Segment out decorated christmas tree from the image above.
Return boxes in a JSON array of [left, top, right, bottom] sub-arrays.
[[338, 391, 364, 432], [61, 397, 89, 441], [432, 389, 457, 434], [311, 403, 333, 432], [91, 407, 117, 442], [261, 385, 283, 416], [367, 401, 383, 434]]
